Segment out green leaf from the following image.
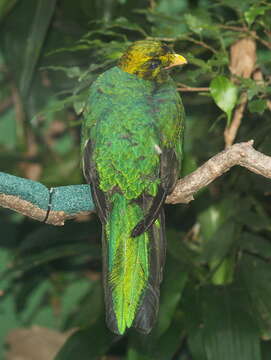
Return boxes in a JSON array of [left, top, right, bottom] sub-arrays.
[[183, 286, 208, 360], [248, 99, 267, 114], [34, 93, 86, 121], [19, 0, 57, 99], [238, 232, 271, 259], [245, 6, 270, 26], [237, 208, 271, 231], [210, 76, 238, 125], [54, 318, 115, 360], [198, 205, 223, 242], [238, 254, 271, 340], [14, 243, 99, 273], [211, 256, 235, 285], [184, 14, 204, 34], [63, 280, 103, 329], [156, 0, 187, 16], [108, 17, 147, 36], [203, 286, 261, 360], [43, 66, 83, 79], [201, 220, 237, 263], [184, 284, 261, 360], [0, 249, 26, 355], [199, 196, 240, 255], [18, 222, 99, 254], [127, 313, 184, 360], [154, 254, 187, 337]]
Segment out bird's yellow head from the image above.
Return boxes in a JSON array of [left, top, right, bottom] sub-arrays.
[[118, 40, 187, 81]]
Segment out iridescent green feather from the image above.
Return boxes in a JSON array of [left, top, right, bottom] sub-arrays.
[[82, 65, 184, 334], [107, 193, 149, 333], [82, 67, 183, 199]]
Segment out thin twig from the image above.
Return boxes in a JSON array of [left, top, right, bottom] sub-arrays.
[[219, 25, 271, 50], [224, 92, 248, 148], [184, 36, 217, 54], [251, 33, 271, 50], [219, 25, 248, 33], [177, 87, 209, 92], [177, 83, 209, 92]]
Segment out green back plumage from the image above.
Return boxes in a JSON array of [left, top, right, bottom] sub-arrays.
[[82, 62, 184, 334], [82, 67, 184, 198]]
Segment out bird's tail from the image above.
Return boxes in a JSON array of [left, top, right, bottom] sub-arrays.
[[102, 193, 166, 335]]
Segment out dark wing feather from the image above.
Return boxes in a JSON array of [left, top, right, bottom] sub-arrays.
[[131, 147, 179, 238], [83, 139, 108, 223], [160, 147, 180, 193], [131, 186, 166, 237]]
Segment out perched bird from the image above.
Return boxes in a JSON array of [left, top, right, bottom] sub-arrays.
[[82, 40, 186, 335]]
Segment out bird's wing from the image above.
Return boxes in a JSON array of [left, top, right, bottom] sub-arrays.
[[132, 79, 185, 237], [83, 138, 108, 223]]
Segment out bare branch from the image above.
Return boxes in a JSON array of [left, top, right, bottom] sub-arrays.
[[1, 141, 271, 225], [183, 36, 217, 54], [166, 140, 271, 204], [177, 86, 209, 92], [0, 193, 91, 226], [224, 92, 248, 148]]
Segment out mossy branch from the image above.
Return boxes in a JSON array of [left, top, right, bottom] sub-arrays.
[[0, 141, 270, 226]]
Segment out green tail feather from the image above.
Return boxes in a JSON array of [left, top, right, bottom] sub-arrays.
[[105, 193, 149, 334], [102, 193, 166, 335]]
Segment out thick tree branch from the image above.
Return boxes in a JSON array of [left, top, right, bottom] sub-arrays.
[[167, 140, 271, 203], [1, 141, 271, 225], [0, 173, 94, 226]]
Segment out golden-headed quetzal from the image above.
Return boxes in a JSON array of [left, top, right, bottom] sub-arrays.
[[82, 40, 186, 335]]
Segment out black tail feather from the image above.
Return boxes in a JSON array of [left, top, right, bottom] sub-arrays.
[[133, 210, 166, 333]]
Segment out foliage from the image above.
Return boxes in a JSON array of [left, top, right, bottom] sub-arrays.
[[0, 0, 271, 359]]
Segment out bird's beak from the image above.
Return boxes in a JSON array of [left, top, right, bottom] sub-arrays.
[[165, 54, 187, 69]]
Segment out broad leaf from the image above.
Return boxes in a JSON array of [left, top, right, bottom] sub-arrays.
[[184, 285, 261, 360], [245, 6, 270, 26], [239, 254, 271, 339], [19, 0, 57, 99], [248, 99, 267, 114], [210, 76, 238, 125]]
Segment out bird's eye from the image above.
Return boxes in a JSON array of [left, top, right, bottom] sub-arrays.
[[149, 59, 162, 69]]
